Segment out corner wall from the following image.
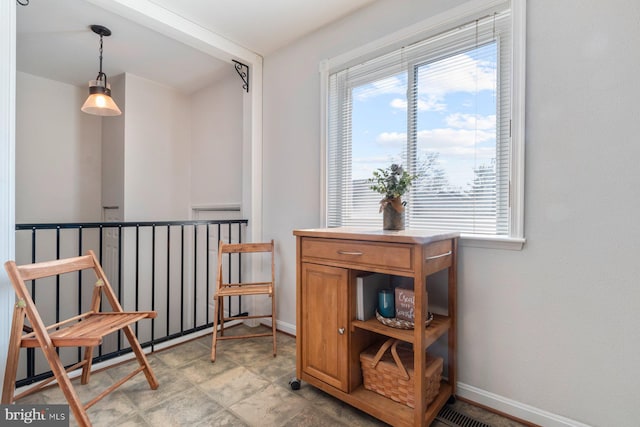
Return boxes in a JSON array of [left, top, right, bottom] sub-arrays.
[[261, 0, 640, 426], [101, 73, 125, 216], [122, 73, 191, 221], [16, 72, 103, 223], [0, 0, 16, 392], [190, 68, 243, 208]]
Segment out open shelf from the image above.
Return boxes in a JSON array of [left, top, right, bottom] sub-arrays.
[[352, 313, 451, 346], [301, 370, 453, 427], [348, 382, 452, 427]]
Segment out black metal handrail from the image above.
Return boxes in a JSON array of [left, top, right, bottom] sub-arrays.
[[13, 219, 248, 387]]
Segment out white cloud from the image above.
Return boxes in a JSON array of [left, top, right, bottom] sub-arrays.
[[353, 155, 406, 179], [419, 96, 447, 111], [353, 155, 400, 164], [376, 132, 406, 146], [352, 52, 495, 109], [416, 128, 494, 157], [390, 96, 446, 112], [374, 127, 494, 155], [389, 98, 411, 110], [354, 75, 406, 100], [361, 127, 496, 182], [390, 98, 406, 109], [445, 113, 496, 130], [418, 53, 496, 96]]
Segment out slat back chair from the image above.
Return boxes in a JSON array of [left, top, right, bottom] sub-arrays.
[[2, 250, 159, 427], [211, 240, 276, 362]]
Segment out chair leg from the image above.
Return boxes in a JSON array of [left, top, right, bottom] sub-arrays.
[[122, 325, 159, 389], [271, 294, 277, 357], [80, 346, 94, 385], [211, 295, 220, 362], [2, 303, 25, 404], [41, 342, 92, 426], [219, 296, 225, 337]]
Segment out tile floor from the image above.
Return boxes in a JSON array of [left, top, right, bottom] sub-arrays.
[[19, 325, 526, 427]]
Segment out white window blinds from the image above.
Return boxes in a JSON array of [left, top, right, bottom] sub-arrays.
[[327, 4, 514, 236]]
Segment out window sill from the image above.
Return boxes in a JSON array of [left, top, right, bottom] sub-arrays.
[[459, 234, 526, 251]]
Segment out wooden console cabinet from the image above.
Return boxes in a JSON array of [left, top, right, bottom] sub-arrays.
[[293, 227, 459, 427]]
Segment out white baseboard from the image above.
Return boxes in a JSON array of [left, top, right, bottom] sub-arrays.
[[456, 382, 592, 427], [275, 319, 296, 336], [258, 317, 296, 336], [214, 317, 589, 427]]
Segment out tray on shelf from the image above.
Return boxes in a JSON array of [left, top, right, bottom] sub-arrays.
[[375, 310, 434, 329]]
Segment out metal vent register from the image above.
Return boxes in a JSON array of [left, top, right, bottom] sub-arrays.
[[436, 405, 494, 427]]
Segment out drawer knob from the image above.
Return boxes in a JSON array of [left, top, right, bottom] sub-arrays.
[[338, 327, 345, 335]]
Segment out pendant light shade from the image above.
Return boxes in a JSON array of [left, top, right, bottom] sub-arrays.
[[82, 25, 121, 116], [81, 80, 121, 116]]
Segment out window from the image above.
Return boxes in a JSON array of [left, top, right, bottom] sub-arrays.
[[324, 0, 525, 248]]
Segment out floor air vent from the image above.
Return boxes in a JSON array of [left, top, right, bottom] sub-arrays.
[[436, 405, 494, 427]]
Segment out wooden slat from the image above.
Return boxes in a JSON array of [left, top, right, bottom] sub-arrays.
[[20, 312, 95, 340], [16, 255, 95, 281], [12, 360, 88, 401], [221, 314, 272, 321], [216, 284, 272, 297], [217, 332, 272, 341], [20, 313, 155, 348], [84, 366, 145, 410], [98, 311, 157, 318], [221, 241, 273, 254], [222, 281, 272, 287]]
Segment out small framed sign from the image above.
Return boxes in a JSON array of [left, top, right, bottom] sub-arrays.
[[395, 288, 427, 322]]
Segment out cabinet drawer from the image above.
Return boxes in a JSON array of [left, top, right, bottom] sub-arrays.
[[424, 239, 453, 273], [301, 238, 413, 272]]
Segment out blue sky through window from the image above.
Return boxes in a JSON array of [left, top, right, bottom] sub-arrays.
[[351, 42, 497, 191]]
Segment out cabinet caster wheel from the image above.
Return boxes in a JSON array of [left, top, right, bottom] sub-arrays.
[[289, 378, 301, 390], [447, 395, 456, 405]]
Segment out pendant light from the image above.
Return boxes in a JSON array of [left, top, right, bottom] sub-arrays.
[[81, 25, 122, 116]]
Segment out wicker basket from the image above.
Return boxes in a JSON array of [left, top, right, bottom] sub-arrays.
[[360, 338, 443, 408]]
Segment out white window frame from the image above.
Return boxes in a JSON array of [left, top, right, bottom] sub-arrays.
[[320, 0, 526, 250]]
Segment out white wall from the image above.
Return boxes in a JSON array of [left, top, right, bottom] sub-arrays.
[[16, 72, 102, 223], [190, 68, 243, 208], [122, 73, 191, 220], [101, 73, 125, 215], [0, 0, 16, 395], [262, 0, 640, 426], [262, 0, 469, 338]]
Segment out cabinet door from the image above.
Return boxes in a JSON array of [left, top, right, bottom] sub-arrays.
[[301, 262, 349, 391]]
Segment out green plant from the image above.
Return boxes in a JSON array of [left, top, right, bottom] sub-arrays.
[[369, 163, 417, 200]]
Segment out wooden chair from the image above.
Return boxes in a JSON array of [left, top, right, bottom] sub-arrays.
[[2, 250, 159, 427], [211, 240, 276, 362]]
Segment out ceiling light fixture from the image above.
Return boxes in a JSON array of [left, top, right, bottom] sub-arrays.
[[81, 25, 121, 116]]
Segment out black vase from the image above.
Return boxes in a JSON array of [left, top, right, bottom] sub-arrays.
[[382, 200, 405, 230]]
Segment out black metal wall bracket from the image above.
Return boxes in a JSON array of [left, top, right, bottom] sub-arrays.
[[232, 60, 249, 93]]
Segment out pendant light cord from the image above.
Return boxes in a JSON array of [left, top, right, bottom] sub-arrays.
[[99, 34, 104, 74], [96, 33, 107, 86]]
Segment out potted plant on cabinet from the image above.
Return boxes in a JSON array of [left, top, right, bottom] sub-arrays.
[[369, 163, 417, 230]]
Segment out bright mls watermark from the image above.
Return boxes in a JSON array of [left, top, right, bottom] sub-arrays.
[[1, 405, 68, 426]]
